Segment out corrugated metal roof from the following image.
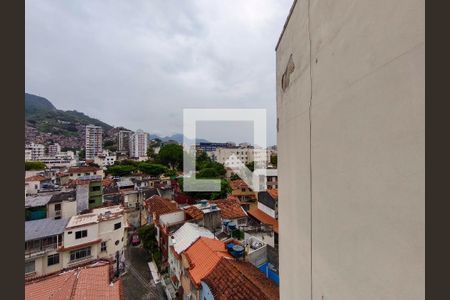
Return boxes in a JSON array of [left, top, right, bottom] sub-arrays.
[[172, 223, 214, 254], [25, 195, 53, 208], [25, 218, 69, 241]]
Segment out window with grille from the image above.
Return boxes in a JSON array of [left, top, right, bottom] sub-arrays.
[[70, 247, 91, 261]]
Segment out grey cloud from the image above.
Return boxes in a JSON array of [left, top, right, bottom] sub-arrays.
[[26, 0, 293, 145]]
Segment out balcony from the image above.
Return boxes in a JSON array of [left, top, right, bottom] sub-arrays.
[[25, 243, 58, 259]]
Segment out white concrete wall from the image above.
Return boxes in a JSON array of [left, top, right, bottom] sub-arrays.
[[257, 202, 276, 219], [160, 211, 185, 227], [276, 0, 424, 299], [97, 216, 126, 259], [64, 223, 99, 248]]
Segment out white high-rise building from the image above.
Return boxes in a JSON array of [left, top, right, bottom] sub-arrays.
[[48, 143, 61, 157], [25, 143, 45, 160], [85, 125, 103, 160], [129, 129, 148, 158]]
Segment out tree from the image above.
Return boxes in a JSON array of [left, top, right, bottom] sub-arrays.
[[138, 163, 167, 176], [197, 168, 219, 179], [106, 165, 136, 176], [164, 169, 177, 178], [138, 224, 158, 253], [157, 144, 183, 170], [146, 146, 156, 160], [25, 161, 45, 171], [78, 149, 85, 160]]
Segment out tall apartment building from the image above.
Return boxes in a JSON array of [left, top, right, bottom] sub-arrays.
[[47, 143, 61, 157], [25, 143, 45, 160], [118, 130, 132, 152], [85, 125, 103, 160], [276, 1, 424, 299], [129, 129, 148, 158]]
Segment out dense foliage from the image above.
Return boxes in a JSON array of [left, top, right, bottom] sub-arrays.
[[25, 161, 46, 171], [156, 144, 184, 169]]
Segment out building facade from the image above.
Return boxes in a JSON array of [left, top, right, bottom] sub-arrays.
[[129, 129, 148, 159], [85, 125, 103, 160], [276, 0, 424, 299], [25, 143, 45, 160], [118, 130, 132, 152], [48, 143, 61, 157]]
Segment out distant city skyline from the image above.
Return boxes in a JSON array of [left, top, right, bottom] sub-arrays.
[[25, 0, 293, 146]]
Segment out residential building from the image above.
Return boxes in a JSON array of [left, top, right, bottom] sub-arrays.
[[46, 191, 77, 220], [197, 142, 235, 153], [144, 195, 185, 268], [118, 129, 132, 152], [213, 147, 253, 167], [256, 190, 278, 219], [129, 129, 148, 159], [25, 175, 51, 195], [229, 179, 256, 203], [167, 223, 215, 295], [247, 207, 278, 249], [183, 200, 222, 232], [200, 257, 279, 300], [68, 166, 104, 180], [59, 205, 126, 270], [25, 194, 53, 221], [94, 153, 117, 167], [48, 143, 61, 157], [209, 197, 248, 228], [25, 261, 122, 300], [25, 149, 32, 161], [69, 179, 103, 210], [25, 143, 45, 160], [180, 237, 232, 300], [276, 0, 424, 299], [25, 218, 68, 277], [85, 125, 103, 160]]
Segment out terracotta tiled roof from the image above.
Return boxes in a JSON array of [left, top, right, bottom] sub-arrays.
[[25, 263, 122, 300], [202, 257, 279, 300], [230, 179, 249, 190], [247, 208, 279, 234], [68, 166, 101, 173], [183, 206, 204, 221], [144, 195, 181, 221], [210, 198, 247, 220], [25, 175, 48, 182], [102, 178, 114, 187], [184, 237, 232, 286], [267, 189, 278, 200]]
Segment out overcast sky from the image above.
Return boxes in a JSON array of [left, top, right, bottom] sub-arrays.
[[26, 0, 293, 146]]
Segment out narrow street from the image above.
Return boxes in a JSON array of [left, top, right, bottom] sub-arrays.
[[122, 246, 166, 300]]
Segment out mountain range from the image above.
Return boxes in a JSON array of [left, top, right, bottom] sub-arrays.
[[25, 93, 209, 149]]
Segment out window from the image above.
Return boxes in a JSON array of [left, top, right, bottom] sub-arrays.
[[25, 260, 35, 274], [89, 199, 95, 204], [70, 247, 91, 262], [101, 242, 107, 252], [75, 230, 87, 239], [115, 240, 119, 246], [55, 203, 61, 211], [91, 186, 101, 191], [114, 222, 121, 230], [47, 254, 60, 266]]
